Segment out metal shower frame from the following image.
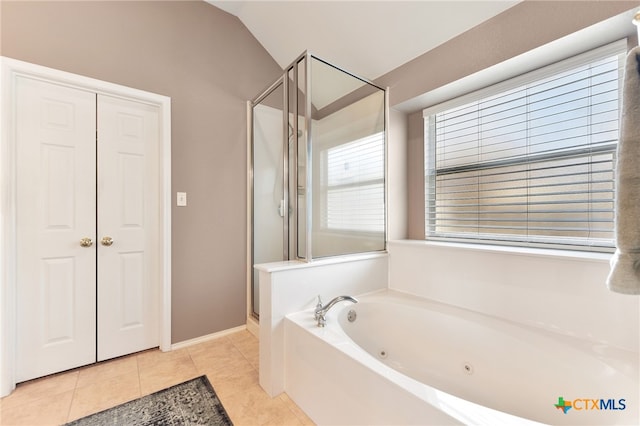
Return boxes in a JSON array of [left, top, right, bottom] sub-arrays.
[[247, 51, 389, 316]]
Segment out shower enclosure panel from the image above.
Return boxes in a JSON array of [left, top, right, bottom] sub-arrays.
[[308, 56, 386, 258], [250, 52, 387, 318], [251, 79, 287, 317]]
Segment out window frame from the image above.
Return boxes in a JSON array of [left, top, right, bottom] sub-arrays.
[[320, 131, 386, 235], [422, 40, 626, 252]]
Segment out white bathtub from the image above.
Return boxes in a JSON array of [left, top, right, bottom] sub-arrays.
[[283, 290, 639, 425]]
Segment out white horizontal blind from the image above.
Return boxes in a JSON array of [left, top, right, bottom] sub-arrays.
[[424, 42, 625, 251], [322, 132, 385, 232]]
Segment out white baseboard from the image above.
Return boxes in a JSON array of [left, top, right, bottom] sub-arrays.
[[246, 316, 259, 338], [170, 325, 247, 350]]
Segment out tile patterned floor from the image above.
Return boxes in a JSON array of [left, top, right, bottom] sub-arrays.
[[0, 330, 314, 425]]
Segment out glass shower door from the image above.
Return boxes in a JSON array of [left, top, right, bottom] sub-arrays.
[[252, 81, 286, 318]]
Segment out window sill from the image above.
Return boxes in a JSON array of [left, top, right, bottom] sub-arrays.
[[388, 239, 613, 264]]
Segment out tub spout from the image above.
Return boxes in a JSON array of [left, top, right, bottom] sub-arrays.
[[314, 295, 358, 327]]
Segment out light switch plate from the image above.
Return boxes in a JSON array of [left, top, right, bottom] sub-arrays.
[[177, 192, 187, 207]]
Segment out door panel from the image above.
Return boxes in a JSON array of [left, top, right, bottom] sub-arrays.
[[97, 95, 159, 361], [41, 257, 76, 345], [16, 77, 97, 382]]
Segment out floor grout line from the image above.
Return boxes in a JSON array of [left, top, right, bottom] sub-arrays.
[[65, 378, 79, 424], [135, 353, 143, 403], [1, 330, 313, 426]]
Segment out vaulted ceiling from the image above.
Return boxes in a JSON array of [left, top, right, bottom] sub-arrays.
[[206, 1, 521, 81]]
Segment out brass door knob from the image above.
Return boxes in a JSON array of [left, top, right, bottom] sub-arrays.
[[80, 237, 93, 247], [101, 236, 114, 246]]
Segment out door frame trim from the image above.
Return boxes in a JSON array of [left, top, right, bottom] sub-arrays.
[[0, 57, 172, 397]]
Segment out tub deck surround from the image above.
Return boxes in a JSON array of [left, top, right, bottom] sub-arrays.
[[256, 253, 388, 397], [387, 240, 640, 353], [284, 290, 639, 426]]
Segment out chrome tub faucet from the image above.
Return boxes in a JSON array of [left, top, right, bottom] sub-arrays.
[[314, 295, 358, 327]]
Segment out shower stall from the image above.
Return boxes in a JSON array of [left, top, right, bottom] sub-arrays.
[[248, 52, 388, 318]]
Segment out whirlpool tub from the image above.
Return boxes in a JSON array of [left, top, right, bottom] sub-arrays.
[[283, 290, 638, 425]]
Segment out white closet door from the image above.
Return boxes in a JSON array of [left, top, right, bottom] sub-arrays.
[[96, 95, 160, 361], [15, 77, 97, 382]]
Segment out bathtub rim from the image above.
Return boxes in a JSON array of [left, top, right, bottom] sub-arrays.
[[284, 294, 547, 426], [284, 288, 639, 425]]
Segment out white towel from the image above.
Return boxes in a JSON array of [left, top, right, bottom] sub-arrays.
[[606, 46, 640, 295]]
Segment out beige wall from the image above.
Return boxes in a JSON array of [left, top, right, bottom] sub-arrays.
[[405, 111, 424, 240], [1, 1, 283, 343], [3, 0, 637, 342], [377, 1, 639, 107], [378, 0, 639, 238], [388, 108, 408, 241]]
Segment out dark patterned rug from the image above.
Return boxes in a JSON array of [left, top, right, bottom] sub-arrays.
[[66, 375, 233, 425]]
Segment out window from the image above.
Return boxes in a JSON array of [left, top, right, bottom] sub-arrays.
[[424, 41, 625, 251], [322, 132, 385, 233]]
